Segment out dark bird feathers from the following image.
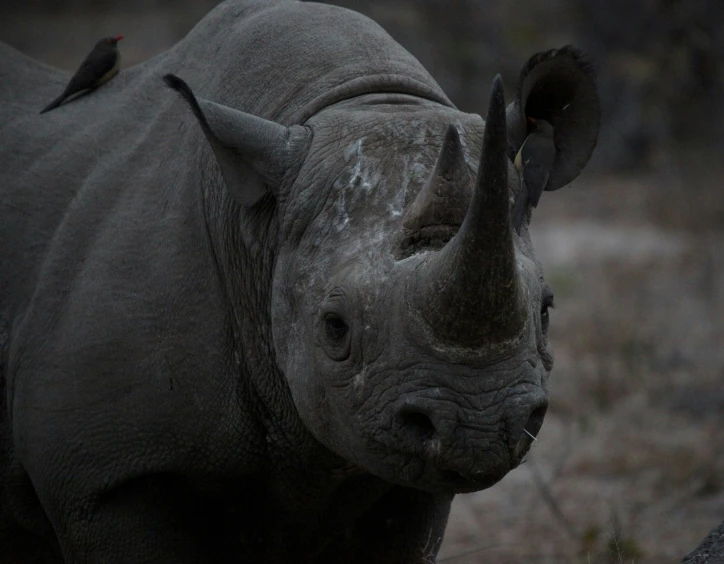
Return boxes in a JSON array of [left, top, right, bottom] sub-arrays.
[[40, 36, 122, 114], [511, 119, 556, 234]]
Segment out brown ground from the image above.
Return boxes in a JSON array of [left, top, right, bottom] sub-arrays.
[[2, 9, 723, 564]]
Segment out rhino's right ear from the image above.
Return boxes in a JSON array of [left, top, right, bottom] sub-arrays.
[[163, 74, 311, 207], [506, 46, 600, 191]]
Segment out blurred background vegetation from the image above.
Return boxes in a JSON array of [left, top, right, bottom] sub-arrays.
[[2, 0, 723, 174], [2, 1, 722, 562]]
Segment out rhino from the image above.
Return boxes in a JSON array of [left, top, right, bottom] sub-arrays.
[[0, 0, 599, 561]]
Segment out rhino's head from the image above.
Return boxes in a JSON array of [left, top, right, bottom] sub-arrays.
[[166, 46, 599, 493]]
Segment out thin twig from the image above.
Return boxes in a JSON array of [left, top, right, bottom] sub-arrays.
[[551, 423, 575, 480], [528, 456, 579, 541]]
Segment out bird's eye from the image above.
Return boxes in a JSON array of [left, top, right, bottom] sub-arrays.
[[324, 313, 348, 344]]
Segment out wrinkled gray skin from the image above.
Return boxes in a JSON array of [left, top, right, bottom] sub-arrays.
[[0, 0, 600, 562]]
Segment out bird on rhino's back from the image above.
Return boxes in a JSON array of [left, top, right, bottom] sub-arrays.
[[39, 35, 123, 114]]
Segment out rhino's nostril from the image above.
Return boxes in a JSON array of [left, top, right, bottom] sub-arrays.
[[523, 404, 547, 440], [397, 408, 436, 443]]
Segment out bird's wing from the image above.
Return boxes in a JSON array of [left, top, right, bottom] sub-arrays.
[[64, 47, 117, 95], [523, 165, 550, 208], [511, 183, 529, 235]]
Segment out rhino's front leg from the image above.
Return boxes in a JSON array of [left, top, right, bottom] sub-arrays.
[[317, 487, 453, 564], [44, 475, 219, 564]]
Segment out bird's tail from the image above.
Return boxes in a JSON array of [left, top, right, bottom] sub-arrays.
[[39, 94, 66, 114], [511, 186, 528, 235]]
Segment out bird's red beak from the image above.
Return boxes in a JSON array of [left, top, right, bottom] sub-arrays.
[[114, 35, 124, 42]]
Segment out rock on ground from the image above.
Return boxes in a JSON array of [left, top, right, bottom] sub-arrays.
[[683, 521, 724, 564]]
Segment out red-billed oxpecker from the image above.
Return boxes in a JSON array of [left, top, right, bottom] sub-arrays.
[[511, 117, 556, 234], [39, 36, 123, 114]]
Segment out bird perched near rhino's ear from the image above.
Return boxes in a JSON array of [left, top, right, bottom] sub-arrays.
[[511, 117, 556, 235], [39, 35, 123, 114]]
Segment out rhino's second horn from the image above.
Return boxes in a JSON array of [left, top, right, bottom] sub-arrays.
[[402, 123, 471, 243]]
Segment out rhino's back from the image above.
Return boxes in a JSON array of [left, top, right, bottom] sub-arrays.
[[0, 45, 180, 319], [0, 0, 451, 288]]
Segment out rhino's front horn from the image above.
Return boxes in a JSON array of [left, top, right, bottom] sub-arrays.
[[164, 74, 311, 206], [415, 75, 526, 347]]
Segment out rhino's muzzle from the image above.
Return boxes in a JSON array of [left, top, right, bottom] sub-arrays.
[[413, 76, 527, 348], [390, 390, 547, 491]]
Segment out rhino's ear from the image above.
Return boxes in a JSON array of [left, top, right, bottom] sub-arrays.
[[163, 74, 311, 206], [506, 46, 600, 191]]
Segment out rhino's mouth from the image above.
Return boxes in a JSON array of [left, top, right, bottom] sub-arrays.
[[387, 451, 513, 494], [438, 465, 508, 493], [365, 429, 531, 494], [441, 469, 492, 489]]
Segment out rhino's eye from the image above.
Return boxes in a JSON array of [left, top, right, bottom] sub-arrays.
[[541, 294, 554, 333], [319, 290, 352, 360], [325, 314, 348, 342]]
